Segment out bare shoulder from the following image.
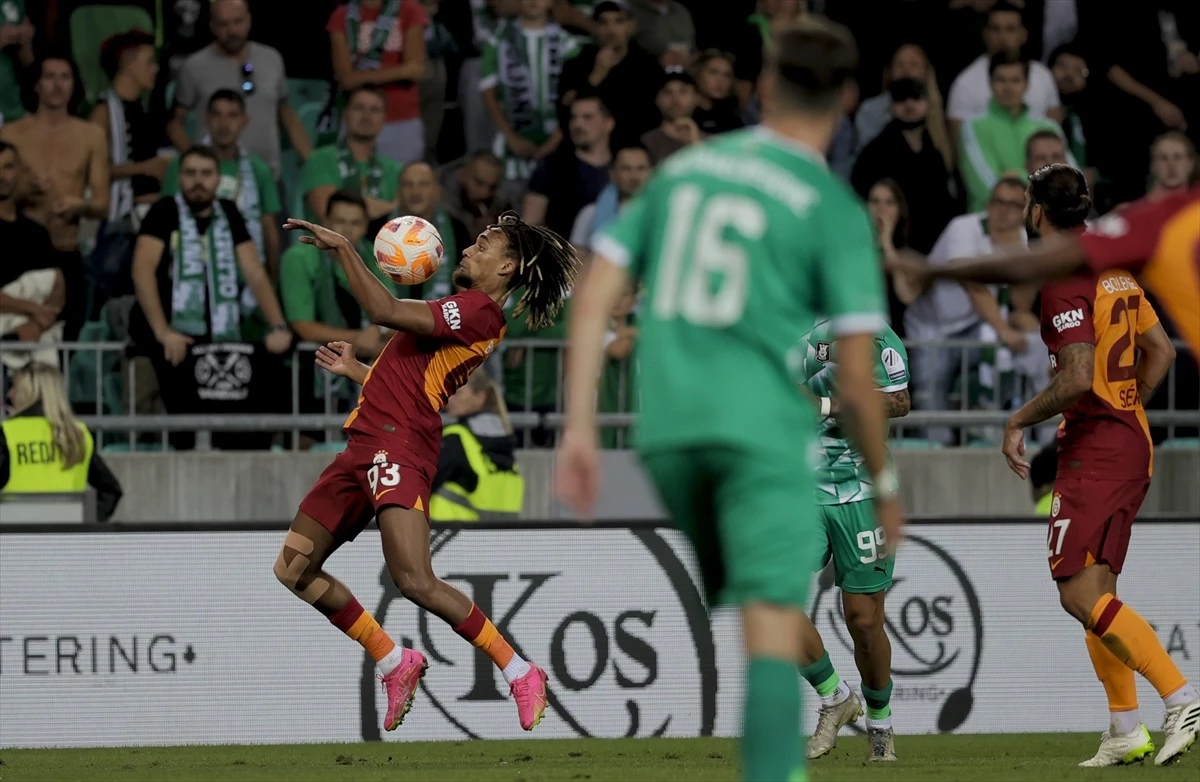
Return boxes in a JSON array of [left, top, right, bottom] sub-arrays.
[[0, 116, 33, 142], [73, 118, 106, 143]]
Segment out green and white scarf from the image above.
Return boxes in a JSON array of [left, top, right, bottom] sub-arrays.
[[337, 143, 386, 197], [171, 195, 242, 342], [345, 0, 401, 71], [496, 20, 572, 139]]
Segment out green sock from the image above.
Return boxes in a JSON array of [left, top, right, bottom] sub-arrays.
[[862, 680, 893, 721], [797, 651, 841, 698], [743, 657, 803, 782]]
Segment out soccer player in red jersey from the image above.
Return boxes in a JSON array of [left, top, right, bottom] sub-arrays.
[[1000, 166, 1199, 767], [890, 184, 1200, 358], [276, 212, 578, 733]]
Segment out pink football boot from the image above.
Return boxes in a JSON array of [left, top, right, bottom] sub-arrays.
[[378, 648, 428, 731], [509, 663, 549, 731]]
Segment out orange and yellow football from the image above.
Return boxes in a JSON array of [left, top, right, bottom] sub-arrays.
[[373, 215, 444, 285]]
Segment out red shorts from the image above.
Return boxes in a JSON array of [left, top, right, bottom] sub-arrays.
[[299, 436, 433, 542], [1047, 477, 1149, 579]]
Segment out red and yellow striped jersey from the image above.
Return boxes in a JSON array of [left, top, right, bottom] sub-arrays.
[[1040, 270, 1159, 479], [1079, 187, 1200, 358]]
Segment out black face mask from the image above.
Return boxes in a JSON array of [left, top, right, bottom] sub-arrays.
[[894, 116, 925, 131]]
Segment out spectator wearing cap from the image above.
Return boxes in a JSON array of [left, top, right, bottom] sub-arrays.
[[854, 43, 950, 160], [959, 53, 1075, 212], [851, 78, 958, 254], [629, 0, 695, 68], [946, 1, 1062, 141], [640, 67, 703, 165], [558, 1, 660, 147], [691, 50, 743, 136], [168, 0, 312, 177]]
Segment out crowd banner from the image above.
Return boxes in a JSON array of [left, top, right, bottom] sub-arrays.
[[0, 520, 1197, 748]]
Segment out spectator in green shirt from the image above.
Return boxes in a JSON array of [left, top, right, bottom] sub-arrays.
[[0, 0, 34, 125], [278, 189, 395, 361], [299, 85, 401, 230], [503, 293, 571, 447], [162, 90, 281, 279]]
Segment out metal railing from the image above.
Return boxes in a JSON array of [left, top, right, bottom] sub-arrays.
[[1, 338, 1196, 449]]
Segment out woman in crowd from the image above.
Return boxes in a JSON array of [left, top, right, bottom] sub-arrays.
[[0, 362, 123, 520], [868, 178, 917, 337]]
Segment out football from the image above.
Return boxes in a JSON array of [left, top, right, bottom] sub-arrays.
[[373, 215, 444, 285]]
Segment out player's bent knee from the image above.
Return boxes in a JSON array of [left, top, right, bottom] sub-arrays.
[[274, 532, 331, 604], [394, 567, 439, 606], [1057, 582, 1096, 626]]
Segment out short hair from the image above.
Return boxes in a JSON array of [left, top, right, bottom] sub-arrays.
[[99, 29, 155, 80], [179, 145, 221, 170], [988, 0, 1025, 23], [989, 51, 1029, 80], [993, 175, 1026, 194], [327, 189, 367, 215], [1024, 129, 1065, 160], [570, 91, 612, 118], [769, 18, 858, 113], [1028, 163, 1091, 229], [207, 88, 246, 113], [693, 49, 736, 73], [1152, 130, 1197, 159], [612, 142, 651, 165], [465, 149, 503, 169], [345, 84, 387, 106], [401, 160, 436, 177]]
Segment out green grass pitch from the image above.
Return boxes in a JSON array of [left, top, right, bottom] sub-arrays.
[[2, 734, 1196, 781]]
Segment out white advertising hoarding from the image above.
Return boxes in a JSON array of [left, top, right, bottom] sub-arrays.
[[0, 521, 1197, 748]]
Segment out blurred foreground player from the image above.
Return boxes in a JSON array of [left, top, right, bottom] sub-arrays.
[[1002, 166, 1197, 767], [557, 19, 903, 782], [276, 212, 577, 733], [798, 320, 911, 763], [893, 184, 1199, 359]]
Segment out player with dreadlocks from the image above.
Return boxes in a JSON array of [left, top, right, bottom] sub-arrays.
[[279, 212, 578, 733]]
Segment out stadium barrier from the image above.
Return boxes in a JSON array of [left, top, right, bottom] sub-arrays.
[[1, 519, 1197, 748]]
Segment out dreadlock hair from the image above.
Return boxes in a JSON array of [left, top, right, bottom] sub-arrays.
[[493, 211, 580, 330]]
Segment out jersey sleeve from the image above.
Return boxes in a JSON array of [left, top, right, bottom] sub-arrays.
[[593, 180, 654, 279], [814, 193, 888, 336], [874, 330, 910, 392], [427, 290, 501, 345], [1040, 277, 1096, 353], [1078, 210, 1157, 275], [1136, 291, 1161, 335], [478, 39, 499, 91]]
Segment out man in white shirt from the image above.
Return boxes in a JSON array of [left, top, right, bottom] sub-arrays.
[[947, 1, 1061, 137], [904, 176, 1029, 445]]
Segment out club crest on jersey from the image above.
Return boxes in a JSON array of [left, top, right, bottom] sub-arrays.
[[1052, 308, 1084, 333], [816, 342, 831, 362], [1051, 492, 1061, 517], [373, 450, 389, 466]]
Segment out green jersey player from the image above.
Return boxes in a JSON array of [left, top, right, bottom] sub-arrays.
[[797, 320, 910, 763], [556, 19, 905, 782]]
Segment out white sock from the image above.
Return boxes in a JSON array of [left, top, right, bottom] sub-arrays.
[[376, 645, 406, 677], [820, 679, 851, 707], [1164, 683, 1199, 709], [501, 653, 531, 684], [866, 714, 892, 731], [1110, 709, 1142, 736]]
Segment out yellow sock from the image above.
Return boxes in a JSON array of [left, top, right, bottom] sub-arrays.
[[1090, 593, 1186, 699]]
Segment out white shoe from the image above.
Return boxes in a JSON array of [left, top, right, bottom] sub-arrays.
[[806, 691, 863, 760], [1077, 724, 1154, 767], [866, 726, 897, 762], [1155, 699, 1200, 766]]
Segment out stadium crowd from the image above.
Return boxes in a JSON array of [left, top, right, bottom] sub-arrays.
[[0, 0, 1197, 453]]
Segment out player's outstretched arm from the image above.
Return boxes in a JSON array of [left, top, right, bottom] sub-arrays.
[[315, 341, 370, 385], [283, 218, 437, 336], [1135, 321, 1176, 405], [824, 388, 910, 419], [894, 234, 1086, 287], [1002, 342, 1093, 478]]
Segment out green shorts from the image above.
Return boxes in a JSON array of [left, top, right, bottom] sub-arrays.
[[640, 444, 819, 609], [814, 501, 893, 594]]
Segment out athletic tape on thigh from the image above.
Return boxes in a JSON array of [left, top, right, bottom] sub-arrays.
[[274, 532, 330, 604]]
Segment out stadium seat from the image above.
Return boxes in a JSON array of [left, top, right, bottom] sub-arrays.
[[309, 440, 349, 453], [69, 6, 154, 104], [67, 319, 124, 415], [889, 437, 945, 450], [1157, 437, 1200, 451]]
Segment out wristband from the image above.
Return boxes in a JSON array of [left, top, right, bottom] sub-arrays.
[[874, 467, 900, 499], [819, 397, 832, 417]]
